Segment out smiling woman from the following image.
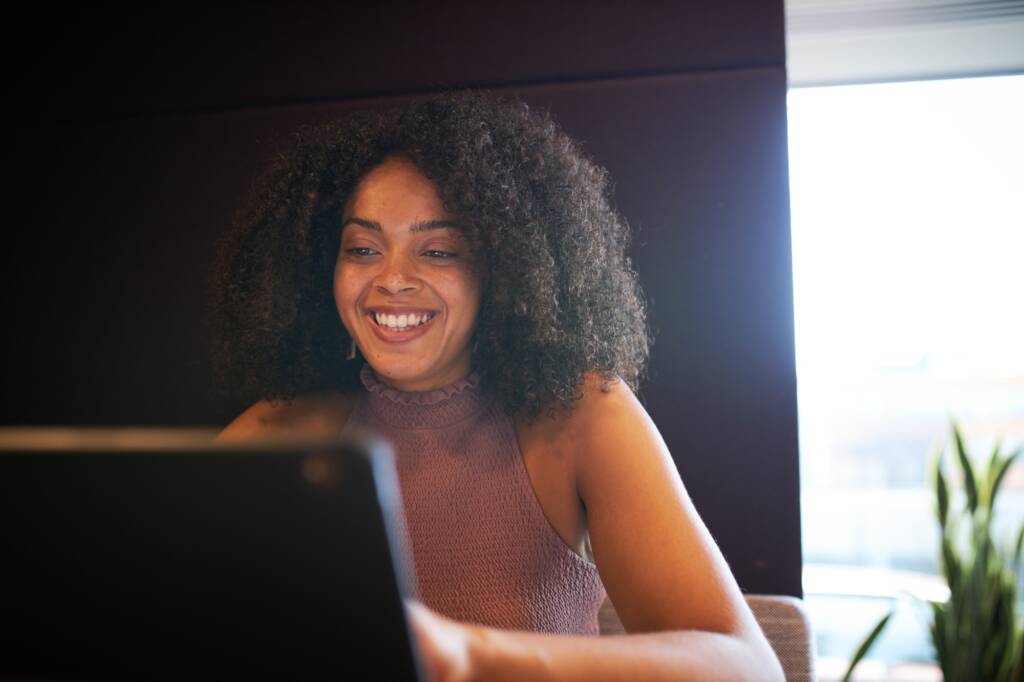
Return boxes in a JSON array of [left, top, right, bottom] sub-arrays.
[[335, 158, 482, 393], [210, 92, 783, 681], [209, 94, 649, 419]]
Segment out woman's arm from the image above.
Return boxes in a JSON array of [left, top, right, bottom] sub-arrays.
[[411, 375, 784, 682], [413, 607, 779, 682]]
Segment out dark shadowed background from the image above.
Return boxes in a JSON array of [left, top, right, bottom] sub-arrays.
[[4, 2, 801, 597]]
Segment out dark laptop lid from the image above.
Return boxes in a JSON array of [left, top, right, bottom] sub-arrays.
[[0, 428, 423, 681]]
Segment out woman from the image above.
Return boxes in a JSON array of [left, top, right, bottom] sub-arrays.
[[212, 93, 783, 681]]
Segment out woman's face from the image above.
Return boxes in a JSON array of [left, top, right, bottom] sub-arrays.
[[334, 157, 481, 392]]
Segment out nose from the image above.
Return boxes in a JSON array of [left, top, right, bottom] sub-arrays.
[[374, 252, 421, 295]]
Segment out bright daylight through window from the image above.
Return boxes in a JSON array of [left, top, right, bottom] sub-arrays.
[[788, 74, 1024, 678]]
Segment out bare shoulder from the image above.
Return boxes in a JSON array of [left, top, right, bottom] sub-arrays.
[[515, 372, 660, 474], [215, 391, 359, 442], [569, 372, 650, 428], [535, 372, 656, 447], [565, 372, 677, 505]]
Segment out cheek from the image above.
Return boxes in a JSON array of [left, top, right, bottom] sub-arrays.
[[332, 267, 360, 316], [333, 259, 355, 292], [331, 268, 345, 307], [449, 274, 482, 329]]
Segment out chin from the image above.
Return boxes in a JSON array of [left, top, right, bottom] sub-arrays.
[[364, 352, 469, 392], [365, 356, 433, 387]]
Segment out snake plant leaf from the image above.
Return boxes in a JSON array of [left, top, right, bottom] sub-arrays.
[[930, 601, 947, 670], [1011, 629, 1024, 682], [934, 448, 950, 529], [982, 438, 1004, 508], [982, 437, 1003, 509], [1014, 523, 1024, 572], [847, 421, 1022, 681], [988, 446, 1020, 512], [992, 582, 1019, 682], [941, 529, 960, 586], [953, 424, 979, 513], [840, 610, 893, 682], [988, 586, 1014, 678]]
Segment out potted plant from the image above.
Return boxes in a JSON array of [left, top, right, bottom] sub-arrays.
[[842, 423, 1023, 682]]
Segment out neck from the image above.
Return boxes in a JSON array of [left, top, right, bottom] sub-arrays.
[[369, 364, 473, 393], [357, 364, 487, 428]]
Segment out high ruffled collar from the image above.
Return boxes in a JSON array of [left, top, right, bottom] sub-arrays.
[[358, 365, 488, 429]]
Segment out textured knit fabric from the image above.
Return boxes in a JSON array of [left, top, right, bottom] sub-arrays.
[[344, 365, 606, 634]]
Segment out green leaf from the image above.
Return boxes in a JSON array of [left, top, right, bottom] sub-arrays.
[[841, 610, 893, 682], [934, 448, 950, 530], [942, 530, 961, 588], [1012, 628, 1024, 682], [930, 602, 948, 670], [981, 437, 1004, 509], [962, 551, 987, 676], [987, 610, 1011, 680], [989, 446, 1020, 512], [992, 582, 1020, 682], [1014, 523, 1024, 572], [953, 424, 979, 513], [928, 422, 1022, 681]]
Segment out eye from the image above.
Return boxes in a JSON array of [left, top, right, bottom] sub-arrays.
[[344, 247, 380, 257], [422, 249, 459, 259]]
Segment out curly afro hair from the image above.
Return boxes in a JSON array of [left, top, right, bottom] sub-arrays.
[[210, 92, 650, 419]]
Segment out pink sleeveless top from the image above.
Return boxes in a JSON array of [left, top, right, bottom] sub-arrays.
[[344, 366, 606, 634]]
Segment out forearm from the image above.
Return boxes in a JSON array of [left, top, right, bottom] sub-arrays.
[[464, 626, 784, 682]]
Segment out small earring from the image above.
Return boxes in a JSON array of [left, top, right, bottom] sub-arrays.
[[347, 339, 357, 360]]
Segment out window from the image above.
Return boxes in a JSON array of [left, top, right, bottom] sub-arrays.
[[788, 74, 1024, 679]]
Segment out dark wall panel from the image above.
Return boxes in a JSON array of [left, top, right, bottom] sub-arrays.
[[5, 68, 799, 595], [13, 3, 783, 122], [515, 73, 799, 597], [6, 2, 800, 596]]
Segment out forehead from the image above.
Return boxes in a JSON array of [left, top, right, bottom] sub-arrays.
[[344, 158, 448, 219]]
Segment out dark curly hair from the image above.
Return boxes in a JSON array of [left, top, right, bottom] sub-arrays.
[[210, 92, 650, 419]]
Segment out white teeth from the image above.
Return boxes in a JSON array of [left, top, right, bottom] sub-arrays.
[[373, 312, 433, 330]]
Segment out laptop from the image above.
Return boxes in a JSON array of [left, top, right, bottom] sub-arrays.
[[0, 428, 424, 680]]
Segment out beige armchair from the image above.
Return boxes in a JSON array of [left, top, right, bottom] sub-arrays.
[[598, 594, 816, 682]]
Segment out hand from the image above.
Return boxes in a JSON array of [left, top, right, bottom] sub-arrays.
[[406, 600, 476, 682]]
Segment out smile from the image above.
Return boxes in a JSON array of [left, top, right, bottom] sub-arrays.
[[373, 311, 436, 331], [366, 308, 439, 343]]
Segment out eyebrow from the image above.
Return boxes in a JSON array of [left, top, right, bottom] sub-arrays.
[[341, 217, 461, 233]]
